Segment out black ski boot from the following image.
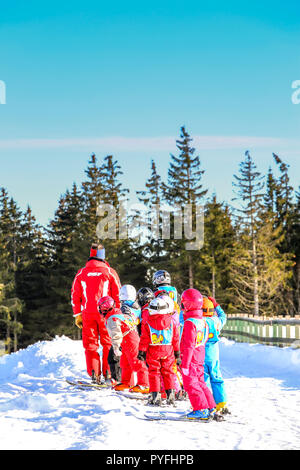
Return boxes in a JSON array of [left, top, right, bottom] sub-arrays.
[[148, 392, 162, 406], [166, 389, 176, 405]]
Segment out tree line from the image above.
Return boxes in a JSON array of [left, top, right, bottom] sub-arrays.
[[0, 126, 299, 353]]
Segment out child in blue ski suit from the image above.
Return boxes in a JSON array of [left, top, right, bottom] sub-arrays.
[[202, 296, 228, 413]]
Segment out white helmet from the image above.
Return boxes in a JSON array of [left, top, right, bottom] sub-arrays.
[[119, 284, 137, 302], [149, 296, 174, 315]]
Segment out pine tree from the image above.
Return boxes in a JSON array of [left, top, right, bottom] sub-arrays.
[[231, 152, 294, 316], [94, 155, 143, 286], [16, 206, 51, 348], [47, 183, 85, 339], [232, 151, 265, 315], [0, 188, 23, 351], [229, 220, 293, 316], [273, 153, 294, 232], [81, 153, 106, 242], [163, 126, 208, 288], [268, 154, 297, 315], [194, 195, 236, 306], [136, 160, 165, 269], [264, 167, 279, 220]]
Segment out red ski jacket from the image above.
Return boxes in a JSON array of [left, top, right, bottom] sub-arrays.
[[71, 259, 121, 316], [139, 313, 180, 355]]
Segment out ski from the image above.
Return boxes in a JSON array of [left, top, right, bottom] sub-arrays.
[[140, 410, 245, 425], [113, 390, 149, 401], [66, 379, 110, 390], [141, 412, 214, 423], [66, 381, 150, 400]]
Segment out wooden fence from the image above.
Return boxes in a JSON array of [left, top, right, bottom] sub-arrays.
[[222, 315, 300, 347]]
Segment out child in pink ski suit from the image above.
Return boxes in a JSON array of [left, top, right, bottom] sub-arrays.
[[180, 288, 216, 420]]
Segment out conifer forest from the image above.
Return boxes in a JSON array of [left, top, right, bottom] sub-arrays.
[[1, 127, 299, 353]]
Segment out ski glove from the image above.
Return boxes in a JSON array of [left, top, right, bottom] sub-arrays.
[[208, 296, 219, 308], [74, 314, 83, 329], [137, 350, 146, 361]]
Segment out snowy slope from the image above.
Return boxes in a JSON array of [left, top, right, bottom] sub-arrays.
[[0, 336, 299, 450]]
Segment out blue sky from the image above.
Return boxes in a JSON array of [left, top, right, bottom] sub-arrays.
[[0, 1, 299, 226]]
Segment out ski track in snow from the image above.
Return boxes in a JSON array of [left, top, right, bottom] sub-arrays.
[[0, 336, 299, 450]]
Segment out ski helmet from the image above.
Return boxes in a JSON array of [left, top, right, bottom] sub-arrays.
[[180, 288, 203, 312], [137, 287, 154, 307], [148, 296, 174, 315], [98, 296, 115, 316], [119, 284, 137, 302], [202, 297, 215, 317], [152, 270, 171, 287]]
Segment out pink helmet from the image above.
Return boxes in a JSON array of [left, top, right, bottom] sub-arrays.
[[180, 289, 203, 312], [98, 296, 115, 316]]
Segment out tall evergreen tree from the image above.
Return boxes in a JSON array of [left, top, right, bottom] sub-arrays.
[[264, 167, 279, 220], [163, 126, 208, 288], [95, 155, 145, 286], [137, 160, 165, 269], [0, 188, 23, 351], [47, 183, 85, 338], [231, 152, 294, 316], [273, 153, 294, 232], [289, 187, 300, 315], [232, 151, 265, 315], [194, 195, 236, 306], [81, 153, 106, 241], [267, 154, 297, 315], [16, 206, 51, 348]]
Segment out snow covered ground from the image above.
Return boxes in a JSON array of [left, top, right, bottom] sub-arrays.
[[0, 335, 299, 450]]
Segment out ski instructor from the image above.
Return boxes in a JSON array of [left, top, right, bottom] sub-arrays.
[[71, 243, 121, 384]]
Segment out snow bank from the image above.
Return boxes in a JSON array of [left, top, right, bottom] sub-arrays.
[[220, 337, 300, 388], [0, 336, 86, 384]]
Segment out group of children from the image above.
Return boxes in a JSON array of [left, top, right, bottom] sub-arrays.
[[97, 270, 228, 421]]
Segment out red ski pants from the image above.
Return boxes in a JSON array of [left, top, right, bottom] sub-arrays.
[[146, 350, 176, 393], [82, 312, 112, 377], [120, 332, 149, 387], [160, 361, 182, 393]]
